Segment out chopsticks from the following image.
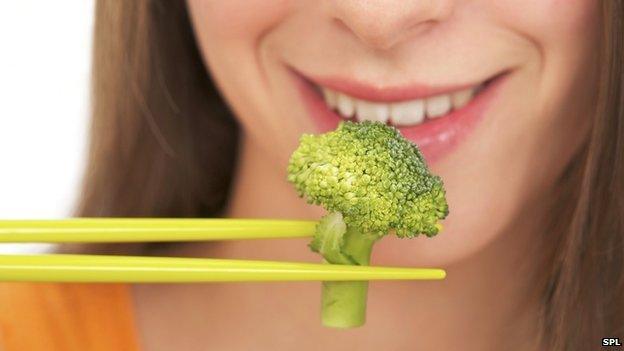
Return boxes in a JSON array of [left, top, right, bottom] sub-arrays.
[[0, 219, 447, 283], [0, 254, 446, 282], [0, 218, 317, 242]]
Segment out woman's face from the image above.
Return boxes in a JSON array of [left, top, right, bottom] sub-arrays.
[[187, 1, 599, 266]]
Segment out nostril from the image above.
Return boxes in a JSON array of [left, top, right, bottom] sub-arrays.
[[329, 0, 454, 51], [332, 17, 403, 51], [405, 19, 437, 37], [332, 17, 350, 33]]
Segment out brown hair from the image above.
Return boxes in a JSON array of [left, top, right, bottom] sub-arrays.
[[538, 1, 624, 348], [78, 2, 238, 219], [78, 1, 623, 349]]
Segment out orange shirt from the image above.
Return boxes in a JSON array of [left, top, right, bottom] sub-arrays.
[[0, 283, 140, 351]]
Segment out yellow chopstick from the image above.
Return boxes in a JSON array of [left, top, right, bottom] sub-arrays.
[[0, 218, 317, 243], [0, 219, 447, 283], [0, 254, 446, 282]]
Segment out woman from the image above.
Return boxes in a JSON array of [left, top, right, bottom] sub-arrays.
[[0, 1, 622, 350]]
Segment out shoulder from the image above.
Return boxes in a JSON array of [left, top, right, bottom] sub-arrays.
[[0, 283, 140, 351]]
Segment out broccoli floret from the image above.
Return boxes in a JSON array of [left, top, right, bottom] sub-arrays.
[[287, 121, 448, 328]]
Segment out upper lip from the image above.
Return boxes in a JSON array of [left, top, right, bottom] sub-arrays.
[[297, 71, 486, 103]]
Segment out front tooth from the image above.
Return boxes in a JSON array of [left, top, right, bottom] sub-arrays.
[[336, 93, 355, 118], [451, 88, 474, 109], [355, 100, 389, 123], [390, 99, 425, 126], [322, 88, 338, 109], [425, 94, 451, 118]]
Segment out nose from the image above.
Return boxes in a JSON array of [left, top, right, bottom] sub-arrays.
[[331, 0, 453, 50]]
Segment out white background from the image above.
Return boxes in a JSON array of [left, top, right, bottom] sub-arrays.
[[0, 2, 94, 252]]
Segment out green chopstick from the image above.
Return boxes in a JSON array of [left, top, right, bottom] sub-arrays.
[[0, 218, 317, 243], [0, 254, 446, 282]]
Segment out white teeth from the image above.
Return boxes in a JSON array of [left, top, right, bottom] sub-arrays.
[[425, 94, 451, 118], [355, 100, 389, 123], [323, 84, 479, 126], [336, 93, 355, 118], [451, 88, 474, 109], [390, 99, 425, 125], [322, 88, 337, 109]]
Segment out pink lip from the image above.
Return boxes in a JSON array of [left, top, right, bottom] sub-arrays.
[[291, 69, 509, 163], [308, 76, 478, 102]]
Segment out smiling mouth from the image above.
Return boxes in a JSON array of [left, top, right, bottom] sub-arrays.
[[318, 82, 485, 127], [291, 67, 509, 163]]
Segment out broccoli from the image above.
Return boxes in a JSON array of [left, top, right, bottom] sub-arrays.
[[287, 121, 449, 328]]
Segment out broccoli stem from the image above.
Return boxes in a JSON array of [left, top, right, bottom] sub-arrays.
[[321, 226, 377, 328]]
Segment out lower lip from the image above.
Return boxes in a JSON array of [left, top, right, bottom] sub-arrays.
[[292, 71, 508, 163]]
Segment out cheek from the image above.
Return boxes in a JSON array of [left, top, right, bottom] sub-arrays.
[[187, 0, 289, 43], [491, 0, 598, 38], [186, 0, 296, 162], [375, 0, 600, 267]]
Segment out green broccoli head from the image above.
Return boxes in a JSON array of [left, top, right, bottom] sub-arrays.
[[287, 120, 448, 238]]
